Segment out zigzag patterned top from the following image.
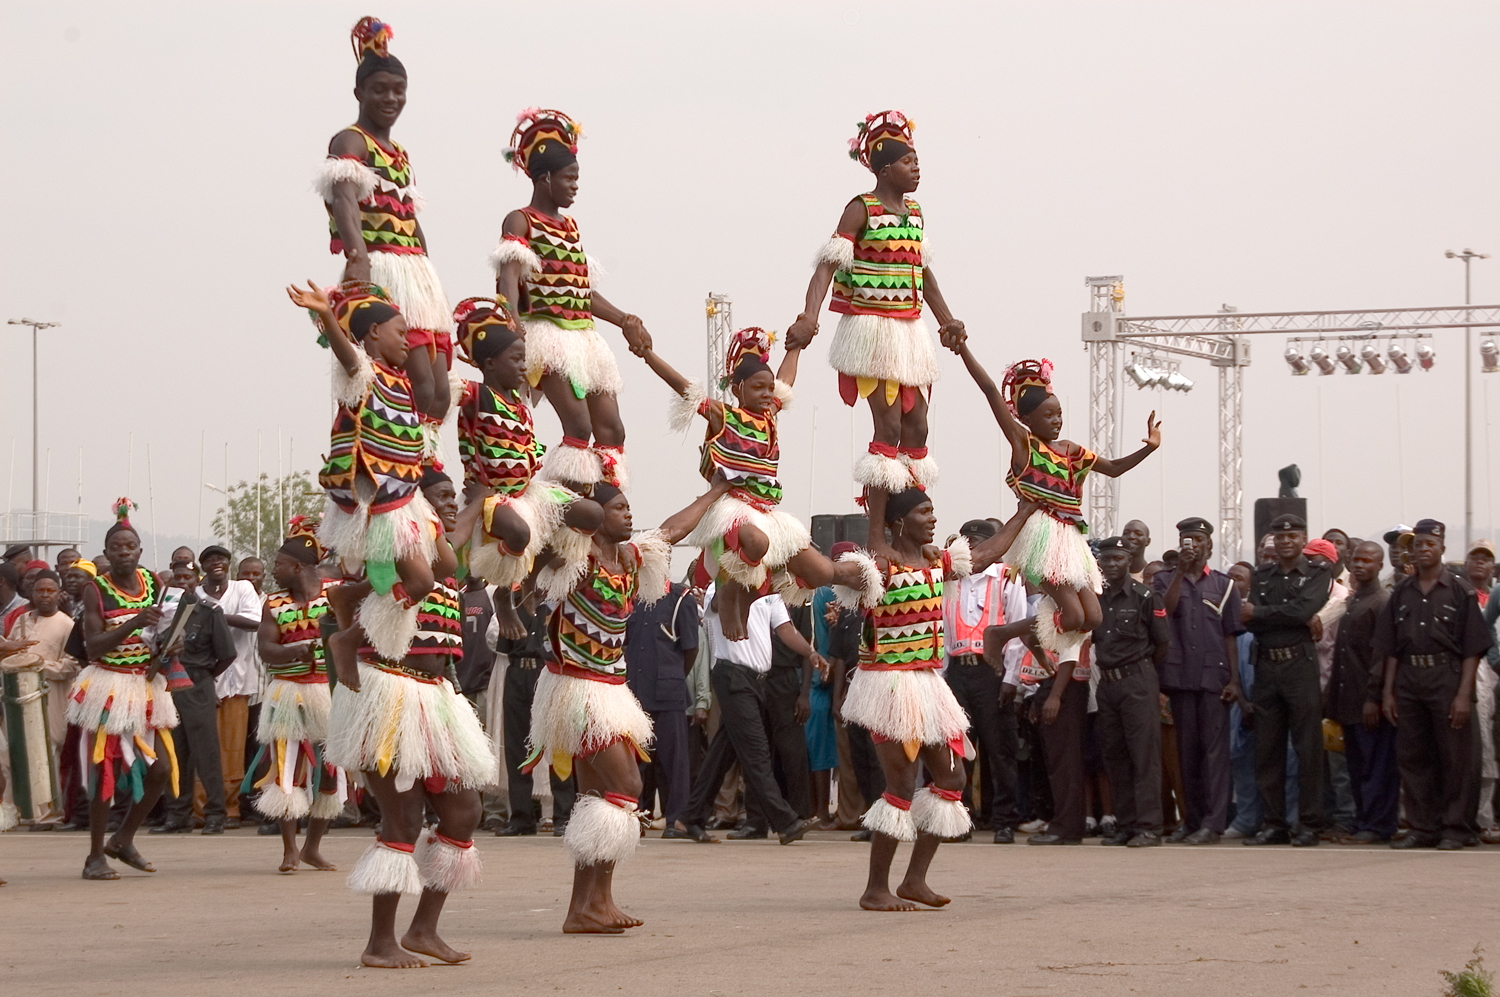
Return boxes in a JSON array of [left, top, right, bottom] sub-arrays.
[[457, 379, 542, 493], [360, 578, 464, 663], [860, 552, 958, 672], [320, 359, 423, 515], [831, 194, 924, 319], [549, 549, 646, 681], [264, 582, 332, 681], [93, 569, 159, 672], [327, 125, 425, 256], [1005, 434, 1097, 531], [516, 208, 591, 329], [698, 397, 784, 506]]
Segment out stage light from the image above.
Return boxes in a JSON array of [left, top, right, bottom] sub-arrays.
[[1309, 346, 1336, 375], [1126, 362, 1154, 388], [1415, 341, 1435, 371], [1388, 343, 1413, 374], [1165, 371, 1194, 392], [1361, 342, 1387, 374], [1482, 339, 1500, 373], [1284, 345, 1309, 375], [1336, 344, 1363, 374]]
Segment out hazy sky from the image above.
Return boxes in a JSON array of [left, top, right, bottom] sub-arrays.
[[3, 2, 1498, 565]]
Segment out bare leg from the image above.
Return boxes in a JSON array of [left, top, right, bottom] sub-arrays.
[[897, 744, 964, 908], [562, 864, 621, 934], [860, 741, 919, 911], [812, 771, 832, 826], [401, 786, 481, 963], [360, 770, 427, 969], [719, 522, 768, 643], [898, 390, 930, 450], [279, 819, 300, 873], [1078, 586, 1103, 631], [1040, 581, 1087, 635], [539, 373, 594, 442], [585, 391, 625, 450], [301, 815, 335, 870], [83, 765, 119, 880], [394, 552, 436, 604], [425, 352, 451, 420], [566, 743, 644, 932], [104, 736, 170, 873]]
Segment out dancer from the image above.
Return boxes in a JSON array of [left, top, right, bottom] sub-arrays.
[[289, 279, 439, 662], [317, 16, 453, 440], [527, 481, 732, 934], [835, 490, 1035, 910], [489, 108, 652, 490], [450, 296, 600, 638], [786, 110, 966, 524], [70, 500, 182, 881], [249, 517, 342, 873], [326, 466, 498, 968], [640, 327, 882, 639], [955, 344, 1160, 659]]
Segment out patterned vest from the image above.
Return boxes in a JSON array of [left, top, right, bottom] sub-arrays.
[[93, 569, 158, 672], [830, 194, 924, 319], [456, 379, 542, 494], [264, 583, 332, 681], [518, 208, 591, 329], [549, 552, 638, 681], [326, 125, 425, 256], [862, 558, 949, 672], [319, 360, 423, 514], [698, 397, 783, 506], [1005, 434, 1097, 531]]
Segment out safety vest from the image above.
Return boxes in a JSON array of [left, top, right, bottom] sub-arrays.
[[942, 566, 1006, 659]]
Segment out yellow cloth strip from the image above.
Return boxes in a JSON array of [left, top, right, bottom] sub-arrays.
[[375, 687, 400, 777], [92, 726, 108, 764], [158, 731, 181, 798], [903, 740, 920, 762], [884, 379, 899, 407], [856, 376, 878, 400], [552, 750, 573, 782]]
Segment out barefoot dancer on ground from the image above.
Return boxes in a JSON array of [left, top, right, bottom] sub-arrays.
[[836, 490, 1034, 911], [489, 108, 653, 490], [325, 467, 498, 968]]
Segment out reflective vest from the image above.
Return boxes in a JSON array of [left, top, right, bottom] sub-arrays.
[[942, 567, 1006, 659]]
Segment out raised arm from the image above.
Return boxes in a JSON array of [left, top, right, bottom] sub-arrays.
[[956, 343, 1028, 462], [921, 267, 966, 350], [657, 477, 734, 546], [776, 346, 802, 388], [970, 500, 1041, 572], [287, 280, 362, 378], [327, 130, 371, 282], [1093, 411, 1162, 478], [785, 199, 867, 349], [640, 347, 693, 397]]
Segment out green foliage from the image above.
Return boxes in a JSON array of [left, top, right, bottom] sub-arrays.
[[1442, 947, 1494, 997], [208, 472, 323, 565]]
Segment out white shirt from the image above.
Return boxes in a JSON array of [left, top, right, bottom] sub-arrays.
[[942, 563, 1029, 686], [706, 585, 789, 674], [198, 580, 263, 698]]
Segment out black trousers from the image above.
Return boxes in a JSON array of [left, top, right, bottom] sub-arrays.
[[1037, 674, 1089, 840], [1097, 663, 1163, 836], [1252, 645, 1325, 832], [640, 708, 692, 825], [1168, 688, 1232, 834], [764, 665, 812, 820], [168, 672, 226, 821], [1395, 663, 1475, 841], [846, 721, 886, 808], [946, 655, 1020, 829], [502, 660, 576, 827], [683, 661, 800, 833]]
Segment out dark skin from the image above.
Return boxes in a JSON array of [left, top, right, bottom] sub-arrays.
[[1227, 563, 1256, 728], [1240, 528, 1305, 624], [494, 161, 648, 463], [1322, 529, 1350, 580], [201, 553, 259, 632], [1158, 532, 1245, 709], [257, 552, 336, 873], [55, 548, 80, 573], [1382, 534, 1479, 732], [1466, 549, 1495, 591], [957, 343, 1160, 634], [1122, 520, 1151, 575], [786, 151, 966, 502], [327, 70, 448, 422], [1347, 542, 1387, 733], [236, 558, 265, 595]]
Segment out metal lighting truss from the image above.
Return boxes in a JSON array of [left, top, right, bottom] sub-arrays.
[[705, 293, 733, 402]]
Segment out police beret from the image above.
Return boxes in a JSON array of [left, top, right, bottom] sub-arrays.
[[1095, 536, 1128, 553], [1412, 518, 1445, 538], [1176, 517, 1213, 537], [959, 519, 998, 541], [1267, 513, 1306, 532]]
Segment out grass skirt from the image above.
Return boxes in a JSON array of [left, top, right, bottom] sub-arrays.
[[682, 493, 811, 589], [840, 667, 968, 747], [66, 666, 179, 737], [828, 313, 939, 388], [257, 678, 331, 745], [468, 481, 576, 589], [369, 251, 453, 334], [1003, 509, 1103, 593], [528, 668, 653, 765], [327, 663, 498, 791], [522, 316, 622, 396], [318, 490, 438, 572]]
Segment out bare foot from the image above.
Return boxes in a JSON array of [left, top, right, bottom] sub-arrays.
[[362, 939, 428, 969], [82, 855, 120, 880], [401, 929, 471, 964], [300, 849, 337, 871], [859, 889, 920, 911], [279, 848, 301, 873], [896, 881, 951, 908], [562, 908, 626, 934], [603, 900, 643, 929], [494, 597, 527, 642], [718, 580, 752, 642]]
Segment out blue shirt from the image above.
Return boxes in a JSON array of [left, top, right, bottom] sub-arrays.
[[1153, 566, 1241, 692], [624, 583, 700, 712]]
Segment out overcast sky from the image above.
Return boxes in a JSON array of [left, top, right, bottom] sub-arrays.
[[3, 2, 1498, 565]]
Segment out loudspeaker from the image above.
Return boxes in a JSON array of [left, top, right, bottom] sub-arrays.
[[810, 515, 840, 554], [1253, 497, 1308, 550], [841, 514, 869, 546]]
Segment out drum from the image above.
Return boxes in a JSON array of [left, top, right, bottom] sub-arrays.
[[2, 651, 58, 819]]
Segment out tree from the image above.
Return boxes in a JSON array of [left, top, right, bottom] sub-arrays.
[[209, 471, 324, 565]]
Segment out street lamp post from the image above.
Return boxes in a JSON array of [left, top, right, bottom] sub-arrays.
[[6, 318, 60, 543], [1445, 249, 1489, 551]]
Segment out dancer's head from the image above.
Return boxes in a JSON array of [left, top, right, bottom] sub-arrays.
[[850, 110, 919, 192], [330, 282, 409, 367], [885, 487, 935, 546], [508, 108, 582, 207], [1005, 359, 1061, 440], [592, 483, 632, 542], [724, 328, 777, 413], [274, 515, 325, 588], [105, 498, 141, 577], [351, 16, 406, 128], [421, 464, 458, 534], [453, 297, 524, 391]]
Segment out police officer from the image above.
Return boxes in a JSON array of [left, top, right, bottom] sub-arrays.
[[1241, 513, 1333, 846], [1092, 536, 1172, 847], [1374, 519, 1494, 849]]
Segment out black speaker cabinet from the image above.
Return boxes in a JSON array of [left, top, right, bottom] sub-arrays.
[[1253, 497, 1309, 548]]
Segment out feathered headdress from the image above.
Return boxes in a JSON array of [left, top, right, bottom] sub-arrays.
[[1003, 358, 1054, 415], [322, 280, 398, 343], [505, 108, 582, 178], [848, 109, 915, 172], [106, 497, 137, 540], [280, 514, 325, 566], [722, 327, 776, 390], [351, 16, 405, 84], [452, 296, 519, 368]]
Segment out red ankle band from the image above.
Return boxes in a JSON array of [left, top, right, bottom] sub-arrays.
[[603, 792, 638, 811], [931, 787, 963, 802], [867, 441, 899, 458], [434, 832, 473, 849], [881, 792, 912, 811], [898, 446, 929, 459], [560, 436, 590, 450], [376, 838, 415, 853]]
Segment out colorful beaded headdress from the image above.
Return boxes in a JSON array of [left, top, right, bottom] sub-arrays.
[[1003, 358, 1054, 414], [352, 16, 405, 84], [723, 327, 776, 390], [106, 497, 137, 540], [452, 296, 519, 367], [506, 108, 582, 178], [280, 515, 325, 566], [848, 110, 915, 173], [324, 281, 398, 343]]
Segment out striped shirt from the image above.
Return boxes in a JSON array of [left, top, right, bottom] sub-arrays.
[[456, 379, 543, 494], [698, 395, 784, 506], [326, 125, 425, 257], [320, 359, 423, 515], [93, 569, 158, 672], [861, 550, 962, 672], [264, 582, 332, 681], [517, 208, 591, 329], [1005, 434, 1097, 530], [831, 194, 925, 319]]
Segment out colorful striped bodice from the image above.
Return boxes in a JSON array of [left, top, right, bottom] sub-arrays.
[[320, 359, 423, 515], [264, 583, 331, 681], [1005, 435, 1097, 531], [326, 125, 425, 257], [861, 558, 947, 671], [94, 569, 158, 672], [831, 194, 924, 320], [549, 552, 638, 681], [518, 208, 591, 329], [359, 578, 464, 663], [456, 380, 541, 494], [698, 397, 783, 506]]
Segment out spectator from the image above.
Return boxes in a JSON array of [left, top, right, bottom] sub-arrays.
[[0, 562, 23, 618], [624, 580, 700, 838], [54, 548, 81, 573], [766, 604, 816, 823], [194, 545, 263, 829], [495, 597, 575, 836], [1475, 541, 1499, 839], [6, 570, 77, 826], [456, 575, 504, 831], [1306, 538, 1355, 834], [1225, 561, 1259, 838], [824, 575, 885, 838], [1121, 520, 1152, 583]]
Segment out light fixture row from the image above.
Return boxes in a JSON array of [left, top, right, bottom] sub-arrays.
[[1283, 335, 1443, 376], [1126, 354, 1194, 392]]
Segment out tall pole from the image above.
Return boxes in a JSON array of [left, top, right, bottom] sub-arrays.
[[1447, 248, 1488, 551], [6, 318, 59, 544]]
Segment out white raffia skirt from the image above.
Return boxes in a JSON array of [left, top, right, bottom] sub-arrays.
[[258, 678, 332, 745], [682, 493, 811, 589], [522, 317, 622, 396], [318, 490, 439, 571], [529, 668, 653, 764], [369, 251, 453, 334], [1003, 509, 1103, 593], [326, 663, 498, 791], [468, 481, 577, 589], [840, 667, 968, 747], [828, 313, 939, 389], [66, 666, 179, 737]]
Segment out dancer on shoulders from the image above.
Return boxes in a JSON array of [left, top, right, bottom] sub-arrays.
[[489, 108, 652, 491], [638, 328, 882, 638], [316, 16, 454, 442], [786, 109, 966, 538], [955, 343, 1160, 660]]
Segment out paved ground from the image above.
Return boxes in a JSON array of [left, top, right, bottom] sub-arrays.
[[3, 826, 1496, 996]]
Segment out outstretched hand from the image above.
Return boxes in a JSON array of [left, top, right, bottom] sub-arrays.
[[287, 280, 331, 313], [785, 314, 818, 350], [1143, 411, 1162, 449], [938, 320, 967, 352], [619, 315, 652, 356]]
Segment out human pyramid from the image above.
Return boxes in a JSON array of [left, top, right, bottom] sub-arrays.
[[51, 15, 1163, 968]]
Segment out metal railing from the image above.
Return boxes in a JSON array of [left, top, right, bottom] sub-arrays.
[[0, 510, 89, 546]]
